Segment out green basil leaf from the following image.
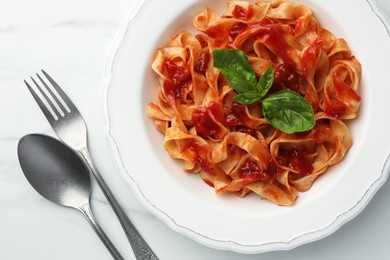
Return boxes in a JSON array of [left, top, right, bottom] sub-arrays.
[[233, 91, 261, 105], [212, 49, 257, 93], [262, 90, 315, 134], [257, 66, 274, 98]]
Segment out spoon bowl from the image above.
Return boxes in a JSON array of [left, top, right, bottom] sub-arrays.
[[18, 133, 90, 208], [17, 134, 123, 260]]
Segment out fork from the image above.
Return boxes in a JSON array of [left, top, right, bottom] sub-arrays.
[[24, 70, 159, 260]]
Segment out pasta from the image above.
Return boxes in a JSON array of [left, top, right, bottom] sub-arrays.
[[146, 0, 361, 206]]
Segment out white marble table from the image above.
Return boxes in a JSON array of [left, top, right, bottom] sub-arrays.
[[1, 1, 389, 259]]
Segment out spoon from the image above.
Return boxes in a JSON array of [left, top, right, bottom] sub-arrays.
[[17, 134, 124, 260]]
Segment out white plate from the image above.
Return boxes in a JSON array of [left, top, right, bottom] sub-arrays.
[[103, 0, 390, 253]]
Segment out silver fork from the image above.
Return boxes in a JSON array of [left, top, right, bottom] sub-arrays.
[[24, 70, 159, 260]]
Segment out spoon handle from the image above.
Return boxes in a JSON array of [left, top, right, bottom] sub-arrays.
[[78, 147, 159, 260], [79, 202, 124, 260]]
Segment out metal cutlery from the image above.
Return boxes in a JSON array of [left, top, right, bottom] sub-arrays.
[[18, 134, 124, 260], [24, 70, 158, 260]]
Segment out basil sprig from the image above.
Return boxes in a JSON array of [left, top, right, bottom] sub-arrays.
[[212, 49, 315, 134]]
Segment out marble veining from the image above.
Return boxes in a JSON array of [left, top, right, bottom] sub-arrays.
[[1, 0, 390, 259]]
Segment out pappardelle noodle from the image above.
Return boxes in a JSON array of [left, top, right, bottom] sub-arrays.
[[147, 0, 361, 206]]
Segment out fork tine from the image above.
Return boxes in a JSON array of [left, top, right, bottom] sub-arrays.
[[41, 70, 78, 113], [24, 79, 59, 121], [30, 76, 64, 117], [36, 73, 68, 114]]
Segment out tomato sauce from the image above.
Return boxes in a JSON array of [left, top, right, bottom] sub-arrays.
[[230, 18, 297, 68], [266, 158, 279, 178], [185, 140, 215, 173], [255, 25, 297, 68], [274, 63, 300, 92], [195, 51, 210, 73], [333, 73, 361, 105], [237, 126, 257, 137], [277, 146, 313, 175], [301, 44, 321, 78], [325, 101, 347, 119], [238, 157, 279, 181], [228, 18, 271, 48], [195, 155, 214, 173], [192, 102, 225, 138], [203, 179, 215, 188], [324, 73, 361, 118], [229, 22, 248, 39], [163, 60, 192, 103], [204, 26, 222, 38], [232, 5, 254, 20], [225, 102, 250, 126]]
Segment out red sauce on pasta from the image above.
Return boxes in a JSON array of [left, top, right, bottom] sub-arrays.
[[193, 102, 257, 137], [277, 146, 313, 175], [203, 179, 215, 188], [239, 157, 278, 181], [231, 19, 297, 68], [232, 5, 253, 20], [163, 60, 191, 102], [239, 158, 261, 177], [237, 126, 257, 137], [229, 22, 247, 39], [325, 101, 346, 118], [185, 140, 214, 173], [192, 102, 225, 138], [205, 27, 223, 39], [301, 44, 321, 78], [195, 51, 210, 73], [266, 158, 279, 178], [324, 72, 361, 118], [254, 25, 297, 68], [225, 102, 250, 126], [274, 64, 300, 91], [196, 156, 214, 173]]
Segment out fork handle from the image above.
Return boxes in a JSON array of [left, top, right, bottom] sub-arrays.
[[78, 147, 159, 260], [79, 201, 124, 260]]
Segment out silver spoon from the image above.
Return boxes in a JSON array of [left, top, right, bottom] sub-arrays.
[[17, 134, 124, 260]]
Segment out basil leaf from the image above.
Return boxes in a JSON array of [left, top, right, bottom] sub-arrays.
[[234, 91, 261, 105], [257, 66, 274, 98], [262, 90, 315, 134], [212, 49, 257, 93]]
